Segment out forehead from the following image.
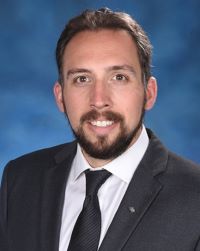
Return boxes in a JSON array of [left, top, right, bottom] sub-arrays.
[[65, 29, 137, 54], [62, 29, 141, 72]]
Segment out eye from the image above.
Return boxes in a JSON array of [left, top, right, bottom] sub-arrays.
[[73, 75, 91, 85], [112, 74, 128, 82]]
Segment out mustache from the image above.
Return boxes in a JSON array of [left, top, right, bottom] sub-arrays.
[[80, 110, 124, 124]]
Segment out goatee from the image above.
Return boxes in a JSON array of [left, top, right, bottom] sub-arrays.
[[71, 109, 145, 160]]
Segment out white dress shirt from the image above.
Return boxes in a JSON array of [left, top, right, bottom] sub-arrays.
[[59, 126, 149, 251]]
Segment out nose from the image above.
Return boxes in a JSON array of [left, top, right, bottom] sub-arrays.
[[89, 81, 111, 110]]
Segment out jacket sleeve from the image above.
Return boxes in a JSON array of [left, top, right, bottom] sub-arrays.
[[0, 164, 10, 250]]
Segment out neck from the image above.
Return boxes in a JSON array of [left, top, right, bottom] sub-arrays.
[[82, 151, 113, 168]]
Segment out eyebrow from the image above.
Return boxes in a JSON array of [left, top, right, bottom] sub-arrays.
[[106, 65, 136, 75], [65, 64, 136, 79], [66, 68, 91, 79]]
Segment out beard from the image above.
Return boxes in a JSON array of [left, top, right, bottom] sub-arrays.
[[63, 101, 146, 160], [73, 110, 145, 160]]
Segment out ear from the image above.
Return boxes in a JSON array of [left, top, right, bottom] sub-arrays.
[[53, 81, 65, 112], [144, 77, 158, 110]]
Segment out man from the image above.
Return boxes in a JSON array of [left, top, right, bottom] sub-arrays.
[[0, 7, 200, 251]]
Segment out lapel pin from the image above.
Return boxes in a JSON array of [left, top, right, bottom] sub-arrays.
[[128, 206, 135, 213]]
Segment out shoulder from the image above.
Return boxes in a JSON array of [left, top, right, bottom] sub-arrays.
[[166, 151, 200, 188], [168, 150, 199, 171], [3, 141, 77, 178], [8, 141, 77, 164], [146, 128, 200, 189], [156, 141, 200, 194]]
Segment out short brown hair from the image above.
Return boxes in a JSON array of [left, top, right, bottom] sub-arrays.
[[56, 7, 152, 85]]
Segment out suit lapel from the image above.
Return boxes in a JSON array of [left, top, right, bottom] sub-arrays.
[[39, 142, 77, 251], [99, 130, 168, 251]]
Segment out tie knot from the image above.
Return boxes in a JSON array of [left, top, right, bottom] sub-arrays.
[[85, 169, 111, 196]]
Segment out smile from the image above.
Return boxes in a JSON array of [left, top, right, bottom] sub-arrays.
[[90, 120, 114, 127]]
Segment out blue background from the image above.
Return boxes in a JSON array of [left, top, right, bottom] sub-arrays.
[[1, 0, 200, 178]]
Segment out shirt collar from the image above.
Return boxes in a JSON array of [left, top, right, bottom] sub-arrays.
[[71, 125, 149, 184]]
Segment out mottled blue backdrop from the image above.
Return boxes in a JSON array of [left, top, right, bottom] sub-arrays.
[[1, 0, 200, 178]]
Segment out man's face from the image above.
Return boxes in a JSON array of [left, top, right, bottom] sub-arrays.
[[54, 29, 157, 166]]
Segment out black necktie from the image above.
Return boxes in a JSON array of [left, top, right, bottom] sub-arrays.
[[68, 169, 111, 251]]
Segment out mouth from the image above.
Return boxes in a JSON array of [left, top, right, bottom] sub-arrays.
[[90, 120, 114, 127], [80, 110, 123, 136], [85, 119, 117, 136]]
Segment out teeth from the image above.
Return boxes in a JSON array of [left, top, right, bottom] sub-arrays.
[[91, 120, 113, 127]]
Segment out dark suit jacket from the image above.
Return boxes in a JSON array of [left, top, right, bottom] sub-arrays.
[[1, 130, 200, 251]]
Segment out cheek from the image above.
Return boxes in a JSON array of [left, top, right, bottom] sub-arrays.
[[119, 94, 145, 123], [63, 94, 86, 128]]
